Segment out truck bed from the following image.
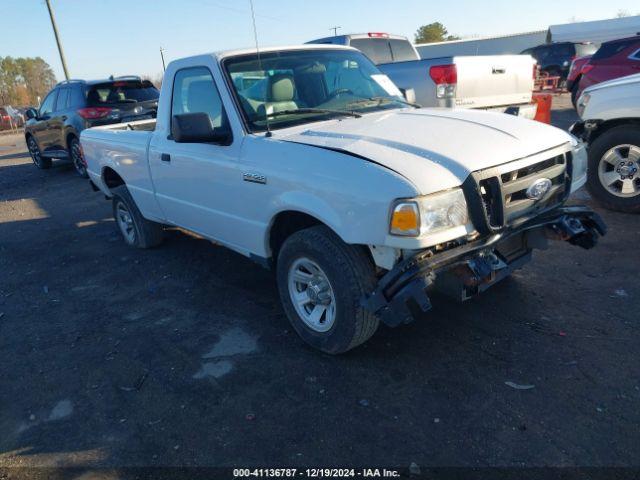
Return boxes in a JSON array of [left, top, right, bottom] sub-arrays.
[[81, 118, 163, 221], [379, 55, 535, 110]]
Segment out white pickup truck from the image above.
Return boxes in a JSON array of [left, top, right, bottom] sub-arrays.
[[81, 44, 605, 354]]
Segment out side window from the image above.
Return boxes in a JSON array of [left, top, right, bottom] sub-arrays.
[[171, 67, 227, 129], [55, 88, 70, 111], [631, 48, 640, 61], [39, 90, 58, 116], [69, 86, 85, 107]]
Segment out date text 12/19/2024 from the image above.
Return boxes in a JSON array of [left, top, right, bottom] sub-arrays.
[[233, 468, 401, 478]]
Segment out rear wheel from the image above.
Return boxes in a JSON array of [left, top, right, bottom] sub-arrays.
[[69, 137, 87, 178], [27, 136, 52, 170], [587, 125, 640, 213], [111, 185, 164, 248], [276, 225, 379, 354]]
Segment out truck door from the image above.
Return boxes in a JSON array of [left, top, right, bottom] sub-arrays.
[[148, 66, 243, 245]]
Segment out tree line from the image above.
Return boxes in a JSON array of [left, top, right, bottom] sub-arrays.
[[0, 56, 57, 107]]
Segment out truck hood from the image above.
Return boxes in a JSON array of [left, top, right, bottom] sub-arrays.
[[278, 108, 573, 194], [583, 73, 640, 94]]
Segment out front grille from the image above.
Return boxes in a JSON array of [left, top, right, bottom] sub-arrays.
[[466, 148, 571, 232], [501, 153, 566, 223]]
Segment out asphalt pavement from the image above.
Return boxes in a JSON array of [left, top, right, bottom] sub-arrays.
[[0, 96, 639, 476]]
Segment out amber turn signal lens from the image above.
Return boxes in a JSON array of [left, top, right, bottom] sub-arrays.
[[390, 202, 419, 236]]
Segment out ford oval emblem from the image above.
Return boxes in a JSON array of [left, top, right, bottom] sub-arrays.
[[526, 178, 552, 200]]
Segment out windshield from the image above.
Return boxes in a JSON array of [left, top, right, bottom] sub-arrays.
[[223, 49, 407, 132]]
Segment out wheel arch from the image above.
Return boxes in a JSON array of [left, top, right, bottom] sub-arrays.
[[101, 166, 126, 195], [65, 130, 79, 150], [590, 119, 640, 144], [268, 210, 327, 262], [267, 209, 373, 266]]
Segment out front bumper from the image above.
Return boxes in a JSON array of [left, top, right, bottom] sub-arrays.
[[362, 205, 606, 327]]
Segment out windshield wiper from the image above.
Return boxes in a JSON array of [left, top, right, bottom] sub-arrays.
[[348, 96, 421, 109], [259, 108, 362, 120]]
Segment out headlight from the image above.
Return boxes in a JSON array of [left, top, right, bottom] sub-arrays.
[[390, 188, 471, 237], [572, 141, 588, 182], [576, 92, 590, 118]]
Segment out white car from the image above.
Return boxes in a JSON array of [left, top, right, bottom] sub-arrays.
[[81, 45, 605, 354], [573, 73, 640, 213]]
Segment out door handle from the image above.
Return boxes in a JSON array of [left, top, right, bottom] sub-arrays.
[[161, 153, 171, 162]]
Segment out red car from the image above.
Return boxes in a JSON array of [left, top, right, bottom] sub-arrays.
[[0, 106, 25, 130], [575, 36, 640, 102], [567, 55, 593, 106]]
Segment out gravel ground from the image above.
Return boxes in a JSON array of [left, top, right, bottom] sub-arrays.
[[1, 96, 639, 475]]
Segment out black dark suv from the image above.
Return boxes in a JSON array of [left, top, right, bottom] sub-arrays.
[[25, 76, 159, 177], [521, 42, 599, 83]]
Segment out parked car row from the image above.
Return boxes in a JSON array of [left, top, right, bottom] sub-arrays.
[[522, 41, 599, 86], [23, 76, 159, 177], [0, 105, 25, 130], [77, 44, 606, 353], [309, 33, 539, 119], [568, 35, 640, 107]]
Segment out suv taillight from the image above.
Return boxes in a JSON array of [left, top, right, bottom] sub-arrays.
[[582, 64, 594, 75], [77, 107, 113, 119], [429, 64, 457, 98]]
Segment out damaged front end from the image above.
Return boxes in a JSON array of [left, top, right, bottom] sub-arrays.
[[362, 206, 606, 327]]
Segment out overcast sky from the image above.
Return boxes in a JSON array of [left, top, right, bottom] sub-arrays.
[[3, 0, 640, 81]]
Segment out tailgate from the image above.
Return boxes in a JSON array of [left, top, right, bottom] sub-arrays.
[[453, 55, 534, 109]]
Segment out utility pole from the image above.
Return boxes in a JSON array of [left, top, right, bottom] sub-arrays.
[[159, 47, 166, 72], [330, 26, 341, 36], [45, 0, 70, 80]]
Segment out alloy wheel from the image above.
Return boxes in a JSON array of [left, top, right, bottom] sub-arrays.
[[70, 140, 86, 176], [287, 257, 337, 333], [27, 137, 42, 167], [598, 144, 640, 198], [116, 201, 136, 244]]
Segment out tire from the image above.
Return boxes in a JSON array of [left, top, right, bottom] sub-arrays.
[[276, 225, 379, 354], [111, 185, 164, 248], [586, 125, 640, 213], [69, 136, 88, 178], [26, 135, 52, 170]]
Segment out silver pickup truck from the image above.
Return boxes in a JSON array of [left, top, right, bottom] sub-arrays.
[[308, 33, 537, 118]]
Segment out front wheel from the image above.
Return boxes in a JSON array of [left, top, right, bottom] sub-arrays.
[[111, 185, 164, 248], [69, 137, 88, 178], [276, 226, 379, 354], [586, 126, 640, 213], [27, 136, 52, 170]]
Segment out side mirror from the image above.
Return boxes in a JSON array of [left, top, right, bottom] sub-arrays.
[[171, 112, 231, 144], [400, 88, 417, 104], [25, 108, 38, 120]]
